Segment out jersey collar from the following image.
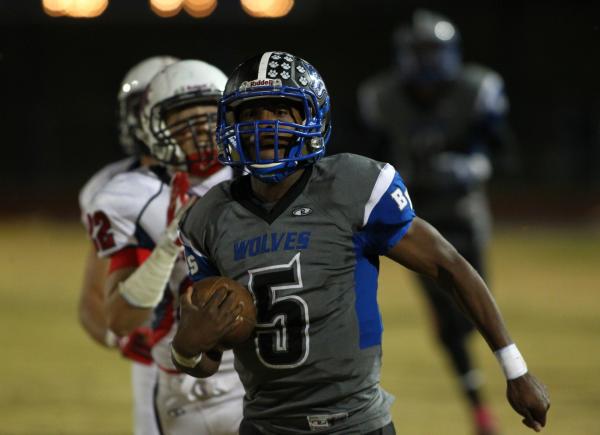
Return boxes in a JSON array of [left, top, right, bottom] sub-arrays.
[[231, 166, 313, 225]]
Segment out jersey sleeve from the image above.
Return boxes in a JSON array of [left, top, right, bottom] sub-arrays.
[[357, 163, 416, 255], [86, 173, 151, 258], [78, 157, 137, 229], [88, 193, 137, 257], [179, 232, 220, 282], [178, 203, 220, 282]]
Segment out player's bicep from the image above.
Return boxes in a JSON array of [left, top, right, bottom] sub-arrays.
[[386, 217, 460, 279], [78, 244, 111, 342], [80, 244, 110, 299]]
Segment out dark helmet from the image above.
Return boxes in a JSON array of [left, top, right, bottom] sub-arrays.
[[394, 9, 462, 84], [217, 51, 331, 183]]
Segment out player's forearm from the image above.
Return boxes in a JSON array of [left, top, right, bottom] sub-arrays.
[[106, 291, 153, 337], [436, 253, 512, 351], [388, 218, 512, 351], [78, 290, 112, 346], [104, 236, 180, 335], [78, 248, 114, 346], [405, 220, 529, 381]]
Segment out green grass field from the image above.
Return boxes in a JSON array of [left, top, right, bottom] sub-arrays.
[[0, 219, 599, 435]]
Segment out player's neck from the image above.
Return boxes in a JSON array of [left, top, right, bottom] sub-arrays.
[[250, 169, 305, 203], [140, 154, 160, 167]]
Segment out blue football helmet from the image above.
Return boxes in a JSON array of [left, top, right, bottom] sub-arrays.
[[394, 9, 462, 84], [217, 51, 331, 183]]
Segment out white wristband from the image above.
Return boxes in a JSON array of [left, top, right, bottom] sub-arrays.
[[171, 345, 203, 368], [494, 343, 528, 380], [118, 238, 180, 308]]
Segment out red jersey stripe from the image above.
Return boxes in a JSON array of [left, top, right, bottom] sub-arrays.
[[109, 246, 152, 273]]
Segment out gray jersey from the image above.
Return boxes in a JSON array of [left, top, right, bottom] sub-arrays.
[[358, 64, 506, 245], [180, 153, 415, 434]]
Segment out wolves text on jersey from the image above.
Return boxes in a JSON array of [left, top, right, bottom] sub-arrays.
[[234, 231, 311, 261]]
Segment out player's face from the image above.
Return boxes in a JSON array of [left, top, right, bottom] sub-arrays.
[[236, 98, 304, 161], [165, 105, 218, 157]]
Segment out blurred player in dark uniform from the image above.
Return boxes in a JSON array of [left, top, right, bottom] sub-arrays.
[[357, 10, 517, 435], [170, 51, 549, 435]]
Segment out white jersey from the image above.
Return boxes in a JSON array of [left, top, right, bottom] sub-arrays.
[[88, 164, 243, 435], [78, 157, 138, 229], [79, 157, 160, 435]]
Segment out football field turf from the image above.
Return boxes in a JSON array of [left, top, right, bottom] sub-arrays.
[[0, 219, 598, 434]]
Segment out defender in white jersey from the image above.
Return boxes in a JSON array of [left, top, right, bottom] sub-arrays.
[[172, 52, 550, 434], [102, 59, 244, 435], [78, 55, 178, 435]]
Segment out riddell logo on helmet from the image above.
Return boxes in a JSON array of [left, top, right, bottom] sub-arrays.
[[240, 79, 282, 90]]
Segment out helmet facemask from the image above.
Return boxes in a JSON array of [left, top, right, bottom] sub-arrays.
[[218, 86, 329, 183], [148, 92, 221, 178]]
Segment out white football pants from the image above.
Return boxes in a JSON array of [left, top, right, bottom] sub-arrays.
[[154, 369, 244, 435], [131, 361, 160, 435]]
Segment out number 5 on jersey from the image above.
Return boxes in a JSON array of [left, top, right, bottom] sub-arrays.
[[248, 253, 309, 369]]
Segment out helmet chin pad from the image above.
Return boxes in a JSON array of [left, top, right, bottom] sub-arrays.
[[186, 150, 222, 178], [249, 162, 294, 183]]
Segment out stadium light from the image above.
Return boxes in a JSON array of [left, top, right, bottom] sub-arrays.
[[240, 0, 294, 18], [184, 0, 217, 18], [42, 0, 108, 17], [150, 0, 184, 17], [264, 0, 293, 17], [69, 0, 108, 17], [42, 0, 68, 16]]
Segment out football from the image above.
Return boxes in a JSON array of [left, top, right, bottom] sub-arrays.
[[191, 276, 257, 348]]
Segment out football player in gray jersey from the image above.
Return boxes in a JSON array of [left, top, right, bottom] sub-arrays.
[[172, 51, 549, 435], [357, 10, 518, 435]]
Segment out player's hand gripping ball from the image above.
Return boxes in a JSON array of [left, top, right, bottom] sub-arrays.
[[191, 276, 256, 348]]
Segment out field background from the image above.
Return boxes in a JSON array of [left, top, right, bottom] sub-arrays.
[[0, 219, 599, 435]]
